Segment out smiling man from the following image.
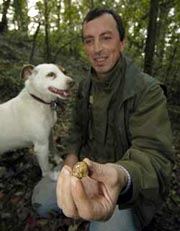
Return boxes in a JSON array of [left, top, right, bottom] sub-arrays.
[[32, 7, 174, 231], [56, 8, 174, 230]]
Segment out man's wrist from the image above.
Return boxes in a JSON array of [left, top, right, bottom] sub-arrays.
[[118, 165, 132, 195]]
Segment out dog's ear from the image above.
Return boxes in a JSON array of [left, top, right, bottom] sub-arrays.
[[58, 65, 67, 74], [21, 64, 35, 80]]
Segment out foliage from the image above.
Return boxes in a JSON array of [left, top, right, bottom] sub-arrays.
[[0, 0, 179, 98], [0, 1, 179, 111]]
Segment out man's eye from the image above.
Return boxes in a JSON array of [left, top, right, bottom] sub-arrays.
[[84, 39, 93, 45], [47, 72, 56, 79], [103, 36, 111, 41]]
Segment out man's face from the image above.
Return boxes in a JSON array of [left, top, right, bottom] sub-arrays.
[[83, 13, 125, 78]]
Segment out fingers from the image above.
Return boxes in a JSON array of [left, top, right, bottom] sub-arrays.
[[71, 173, 113, 220], [56, 165, 78, 218], [71, 176, 93, 219], [71, 175, 113, 221]]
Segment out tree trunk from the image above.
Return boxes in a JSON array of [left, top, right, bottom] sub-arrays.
[[29, 21, 41, 64], [154, 1, 174, 76], [144, 0, 159, 75], [56, 0, 62, 30], [44, 0, 51, 62], [0, 0, 11, 33], [90, 0, 94, 8]]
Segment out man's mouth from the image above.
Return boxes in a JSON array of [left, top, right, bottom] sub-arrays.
[[94, 56, 108, 65]]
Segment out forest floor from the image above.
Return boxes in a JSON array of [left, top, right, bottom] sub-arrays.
[[0, 103, 179, 231]]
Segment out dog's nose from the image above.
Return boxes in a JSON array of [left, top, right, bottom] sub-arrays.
[[67, 78, 74, 88]]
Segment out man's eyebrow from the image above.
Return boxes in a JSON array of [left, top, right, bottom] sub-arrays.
[[84, 31, 113, 39], [100, 31, 113, 36], [83, 35, 93, 39]]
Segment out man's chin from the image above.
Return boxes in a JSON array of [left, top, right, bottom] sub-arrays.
[[94, 66, 110, 74]]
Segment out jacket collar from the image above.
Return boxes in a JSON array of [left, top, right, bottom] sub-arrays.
[[122, 56, 143, 102], [86, 54, 143, 102]]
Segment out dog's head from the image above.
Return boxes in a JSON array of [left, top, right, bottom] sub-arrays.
[[21, 64, 74, 101]]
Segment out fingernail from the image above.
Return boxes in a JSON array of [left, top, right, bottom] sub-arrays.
[[71, 175, 79, 187], [62, 167, 70, 176]]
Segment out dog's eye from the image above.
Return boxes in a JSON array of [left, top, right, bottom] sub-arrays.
[[47, 72, 56, 79]]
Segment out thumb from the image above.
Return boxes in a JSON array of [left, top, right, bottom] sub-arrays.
[[83, 158, 123, 189], [83, 158, 112, 184]]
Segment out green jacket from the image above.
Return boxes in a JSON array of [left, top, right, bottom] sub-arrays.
[[67, 55, 174, 229]]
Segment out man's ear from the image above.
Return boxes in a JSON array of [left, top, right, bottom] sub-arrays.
[[120, 39, 126, 53], [21, 64, 35, 80]]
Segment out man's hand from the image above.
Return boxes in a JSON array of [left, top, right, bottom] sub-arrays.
[[56, 158, 128, 221]]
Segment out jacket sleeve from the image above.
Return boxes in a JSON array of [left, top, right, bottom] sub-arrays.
[[117, 80, 174, 224]]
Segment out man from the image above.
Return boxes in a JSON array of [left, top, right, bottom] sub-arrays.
[[32, 8, 174, 231]]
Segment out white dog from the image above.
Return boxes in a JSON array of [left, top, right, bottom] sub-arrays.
[[0, 64, 73, 180]]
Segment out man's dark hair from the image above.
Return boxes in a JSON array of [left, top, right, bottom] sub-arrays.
[[82, 8, 125, 41]]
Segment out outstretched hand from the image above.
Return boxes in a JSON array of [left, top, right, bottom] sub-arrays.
[[56, 158, 128, 221]]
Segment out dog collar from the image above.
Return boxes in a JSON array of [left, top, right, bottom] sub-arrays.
[[29, 93, 65, 111], [30, 93, 52, 105]]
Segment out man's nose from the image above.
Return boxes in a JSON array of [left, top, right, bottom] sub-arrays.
[[94, 40, 102, 53]]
